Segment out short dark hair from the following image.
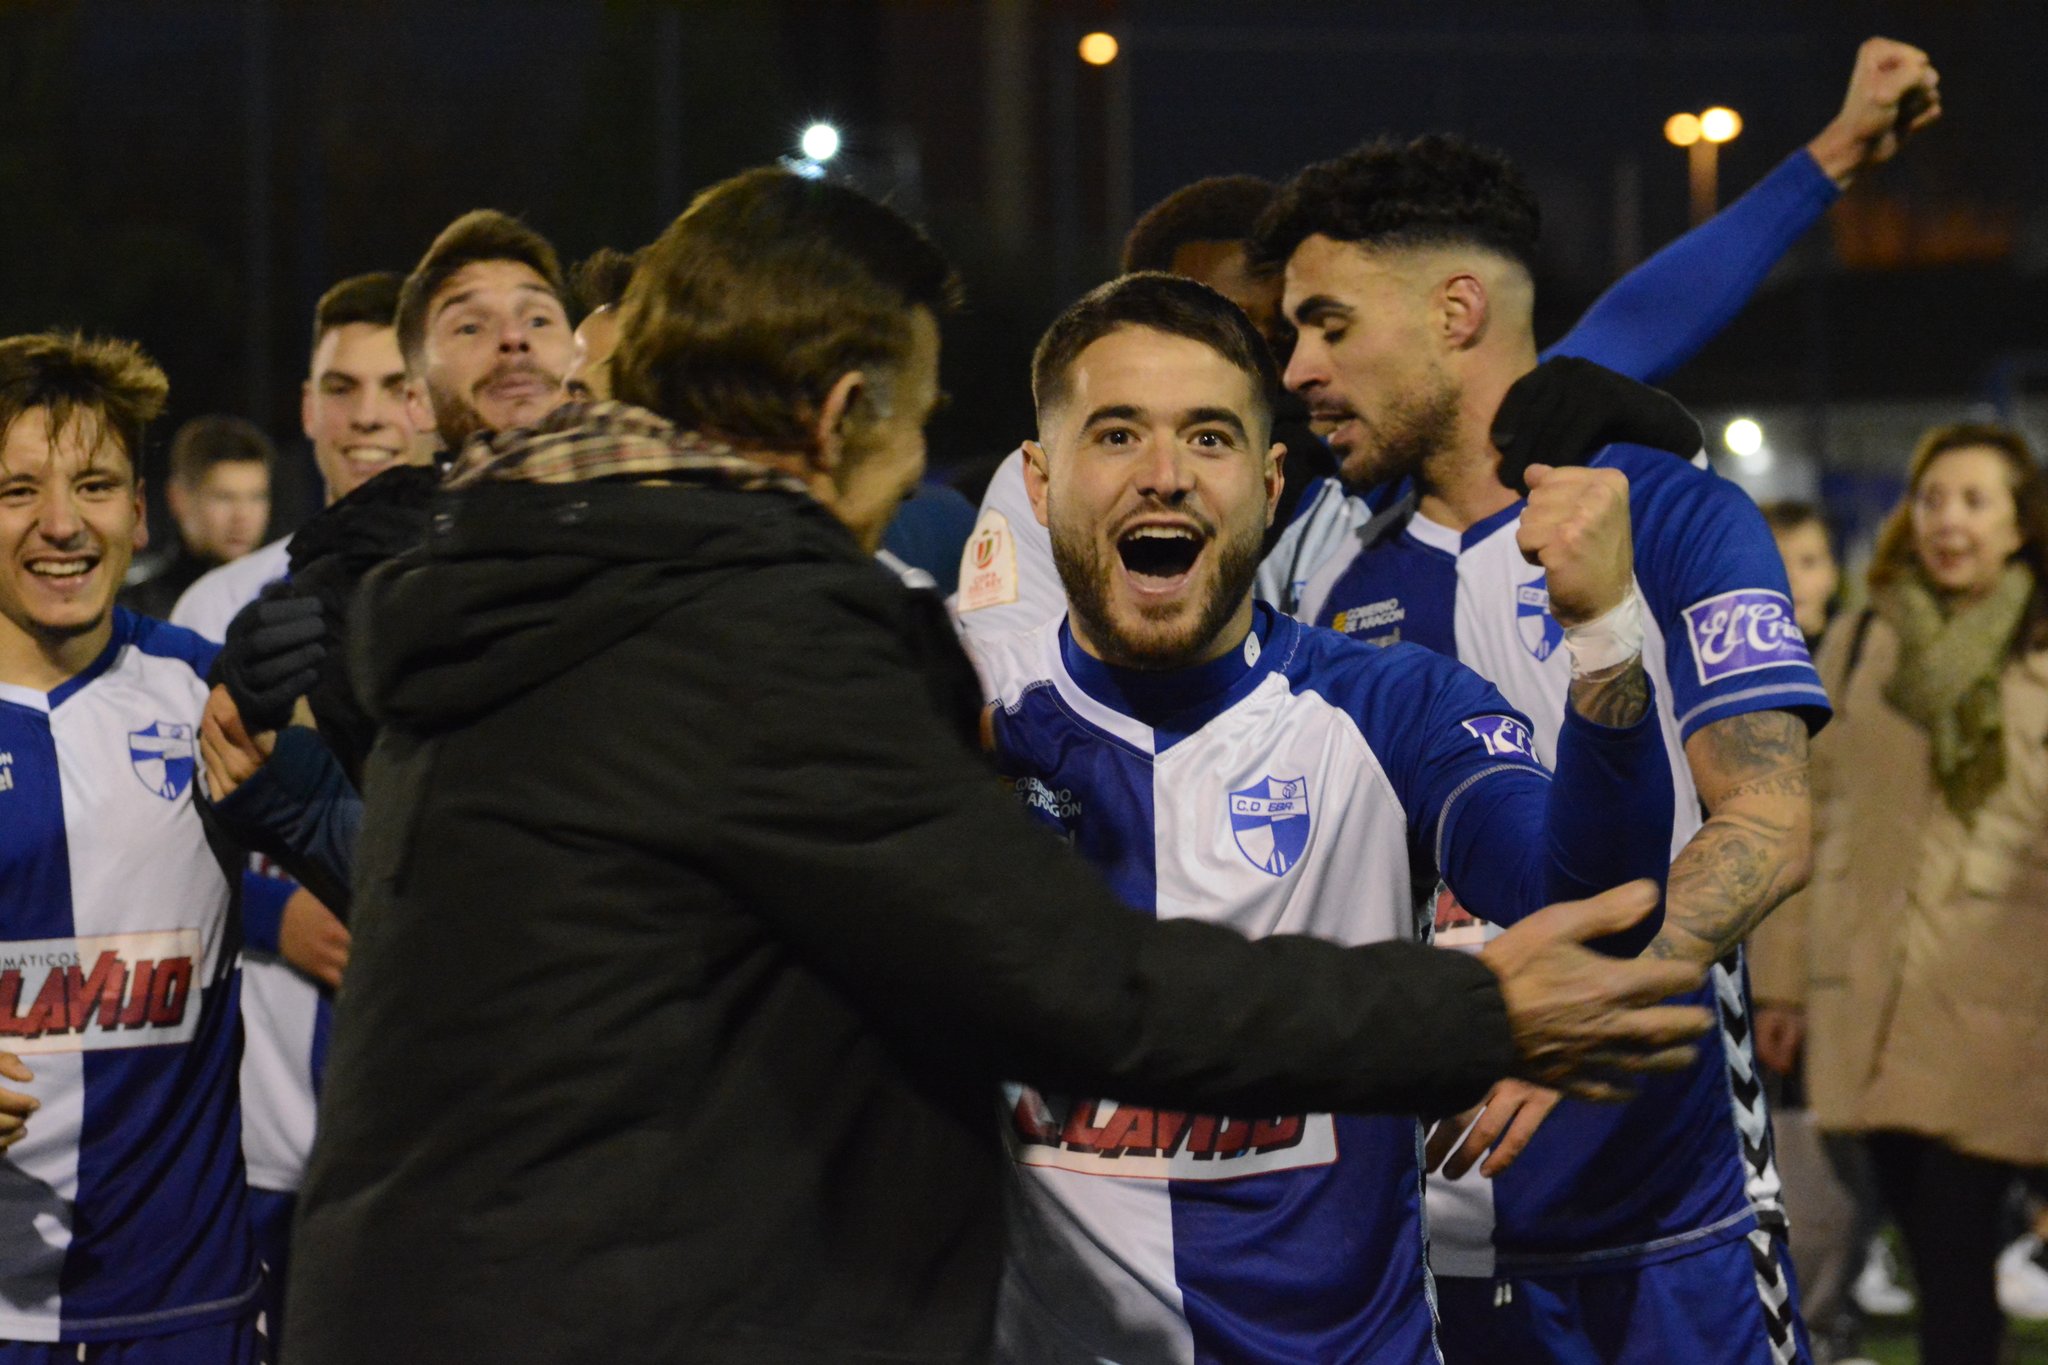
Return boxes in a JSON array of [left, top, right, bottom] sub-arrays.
[[395, 210, 566, 363], [167, 414, 275, 488], [1250, 133, 1541, 275], [1757, 499, 1827, 539], [1121, 175, 1276, 274], [570, 247, 640, 318], [0, 331, 168, 472], [310, 272, 403, 355], [1031, 273, 1279, 431], [613, 167, 961, 452]]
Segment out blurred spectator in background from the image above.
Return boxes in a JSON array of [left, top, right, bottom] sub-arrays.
[[1759, 422, 2048, 1365], [1762, 501, 1843, 645], [1750, 496, 1901, 1363], [119, 413, 273, 619]]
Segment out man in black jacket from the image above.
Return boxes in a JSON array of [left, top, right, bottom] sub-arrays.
[[285, 169, 1707, 1364]]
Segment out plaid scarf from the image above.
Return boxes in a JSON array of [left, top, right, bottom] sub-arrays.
[[444, 400, 813, 498]]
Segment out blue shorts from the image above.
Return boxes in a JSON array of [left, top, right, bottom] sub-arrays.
[[1434, 1229, 1810, 1365], [245, 1186, 296, 1356], [0, 1316, 261, 1364]]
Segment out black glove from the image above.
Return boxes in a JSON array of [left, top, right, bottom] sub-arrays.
[[218, 586, 327, 733], [1491, 357, 1704, 496]]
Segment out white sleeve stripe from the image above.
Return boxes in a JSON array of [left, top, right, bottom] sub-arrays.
[[1433, 761, 1549, 877], [1675, 684, 1830, 736]]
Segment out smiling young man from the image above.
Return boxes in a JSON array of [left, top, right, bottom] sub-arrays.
[[973, 273, 1682, 1364], [1253, 132, 1843, 1364], [0, 332, 260, 1362]]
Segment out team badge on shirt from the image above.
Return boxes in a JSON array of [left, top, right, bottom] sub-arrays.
[[957, 508, 1019, 612], [1463, 714, 1538, 760], [1682, 588, 1811, 684], [1515, 576, 1564, 661], [128, 721, 196, 801], [1228, 776, 1311, 876]]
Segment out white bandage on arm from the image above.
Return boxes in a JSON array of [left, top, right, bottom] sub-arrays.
[[1562, 585, 1646, 678]]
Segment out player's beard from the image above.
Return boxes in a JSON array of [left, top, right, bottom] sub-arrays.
[[1337, 368, 1461, 489], [426, 361, 563, 453], [1050, 503, 1267, 671]]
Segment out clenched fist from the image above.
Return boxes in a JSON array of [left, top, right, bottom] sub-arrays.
[[1808, 37, 1941, 188], [1516, 463, 1633, 628]]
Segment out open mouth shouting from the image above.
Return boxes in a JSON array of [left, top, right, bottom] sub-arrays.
[[1115, 519, 1210, 602]]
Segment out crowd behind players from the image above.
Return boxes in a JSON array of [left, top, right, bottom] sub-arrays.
[[1, 30, 2041, 1365]]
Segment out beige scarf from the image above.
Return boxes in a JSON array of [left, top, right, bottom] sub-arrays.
[[1878, 561, 2035, 819]]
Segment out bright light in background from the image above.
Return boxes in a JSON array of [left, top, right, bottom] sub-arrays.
[[1724, 417, 1765, 458], [1700, 106, 1743, 144], [1078, 31, 1120, 65], [799, 122, 841, 163], [1664, 112, 1702, 147]]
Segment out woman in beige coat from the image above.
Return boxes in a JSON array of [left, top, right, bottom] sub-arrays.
[[1753, 422, 2048, 1365]]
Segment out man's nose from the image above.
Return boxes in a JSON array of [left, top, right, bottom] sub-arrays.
[[1282, 339, 1323, 394], [1134, 439, 1194, 498], [498, 318, 531, 353], [35, 487, 84, 546]]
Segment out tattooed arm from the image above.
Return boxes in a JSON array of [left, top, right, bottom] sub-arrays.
[[1649, 709, 1814, 966], [1568, 656, 1653, 729]]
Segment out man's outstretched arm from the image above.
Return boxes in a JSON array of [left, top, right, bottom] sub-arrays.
[[1547, 36, 1939, 385]]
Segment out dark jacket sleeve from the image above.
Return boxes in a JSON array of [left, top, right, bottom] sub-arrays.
[[205, 725, 361, 915], [617, 564, 1516, 1119]]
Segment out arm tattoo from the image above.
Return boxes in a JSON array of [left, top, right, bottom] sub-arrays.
[[1567, 657, 1652, 729], [1651, 709, 1812, 964]]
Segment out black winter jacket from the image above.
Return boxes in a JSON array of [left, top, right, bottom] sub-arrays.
[[286, 473, 1515, 1364]]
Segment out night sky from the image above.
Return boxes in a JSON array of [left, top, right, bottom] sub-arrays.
[[1, 0, 2040, 528]]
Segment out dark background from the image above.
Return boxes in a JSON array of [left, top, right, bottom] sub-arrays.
[[1, 0, 2040, 531]]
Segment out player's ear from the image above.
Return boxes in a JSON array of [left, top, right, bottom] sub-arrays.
[[1021, 439, 1053, 529], [131, 476, 149, 554], [403, 378, 436, 442], [812, 370, 866, 475], [1440, 273, 1489, 351], [1263, 441, 1287, 529]]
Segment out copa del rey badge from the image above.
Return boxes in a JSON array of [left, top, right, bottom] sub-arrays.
[[957, 508, 1019, 613], [1229, 776, 1311, 877], [129, 721, 196, 802]]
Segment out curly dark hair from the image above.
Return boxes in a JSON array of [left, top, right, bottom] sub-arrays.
[[1121, 175, 1275, 274], [570, 247, 641, 318], [1249, 134, 1540, 274]]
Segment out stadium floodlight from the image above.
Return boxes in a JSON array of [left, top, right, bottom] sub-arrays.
[[1700, 107, 1743, 144], [1724, 418, 1765, 458], [799, 122, 842, 163], [1664, 112, 1703, 148], [1078, 31, 1120, 66]]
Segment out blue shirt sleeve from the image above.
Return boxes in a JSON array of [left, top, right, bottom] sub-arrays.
[[1542, 151, 1839, 384], [1365, 645, 1673, 952], [240, 869, 295, 954], [1611, 446, 1833, 740], [209, 726, 362, 916]]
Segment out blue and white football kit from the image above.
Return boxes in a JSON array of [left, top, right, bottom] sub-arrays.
[[0, 611, 259, 1356], [972, 603, 1674, 1364], [1286, 446, 1831, 1363]]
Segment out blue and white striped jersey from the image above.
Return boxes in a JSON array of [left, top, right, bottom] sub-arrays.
[[972, 603, 1673, 1364], [1286, 444, 1831, 1275], [0, 611, 258, 1341]]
